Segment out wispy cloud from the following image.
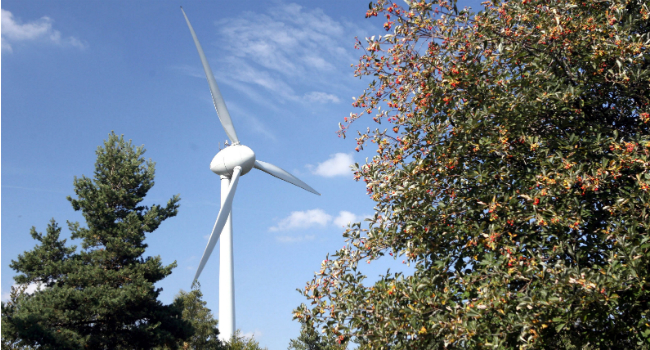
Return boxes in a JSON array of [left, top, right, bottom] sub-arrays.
[[270, 209, 370, 237], [1, 9, 86, 53], [178, 2, 374, 141], [171, 65, 279, 141], [224, 59, 297, 98], [242, 329, 263, 340], [305, 92, 340, 104], [210, 2, 364, 105], [308, 153, 354, 177], [269, 209, 332, 232]]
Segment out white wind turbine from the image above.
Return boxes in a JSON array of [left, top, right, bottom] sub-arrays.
[[181, 7, 320, 342]]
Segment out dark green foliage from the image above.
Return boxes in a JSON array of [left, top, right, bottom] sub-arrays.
[[158, 288, 225, 350], [225, 330, 267, 350], [2, 284, 40, 350], [1, 132, 192, 349], [296, 0, 650, 349], [287, 322, 347, 350]]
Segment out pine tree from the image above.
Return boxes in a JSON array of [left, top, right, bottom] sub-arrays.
[[225, 330, 268, 350], [1, 132, 192, 349], [159, 287, 225, 350]]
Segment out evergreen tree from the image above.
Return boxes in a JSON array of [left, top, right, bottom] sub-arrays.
[[225, 330, 268, 350], [2, 284, 40, 350], [296, 0, 650, 349], [160, 287, 225, 350], [1, 132, 192, 349]]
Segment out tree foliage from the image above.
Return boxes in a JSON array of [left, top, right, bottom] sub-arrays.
[[1, 132, 191, 349], [295, 0, 650, 349], [2, 284, 39, 350], [153, 288, 268, 350], [287, 322, 348, 350], [158, 288, 225, 350], [225, 330, 268, 350]]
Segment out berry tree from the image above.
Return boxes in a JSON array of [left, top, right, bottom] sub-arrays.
[[295, 0, 649, 348]]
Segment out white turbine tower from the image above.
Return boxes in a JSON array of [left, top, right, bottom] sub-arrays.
[[181, 7, 320, 342]]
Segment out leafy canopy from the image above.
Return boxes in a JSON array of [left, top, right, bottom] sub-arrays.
[[295, 0, 650, 349]]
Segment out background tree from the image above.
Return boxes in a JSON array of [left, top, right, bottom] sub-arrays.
[[152, 287, 269, 350], [295, 0, 650, 349], [1, 132, 192, 349], [157, 287, 225, 350], [225, 330, 268, 350], [287, 322, 348, 350]]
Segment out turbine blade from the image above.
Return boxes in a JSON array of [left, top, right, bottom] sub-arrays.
[[181, 7, 240, 144], [193, 166, 242, 283], [254, 160, 320, 196]]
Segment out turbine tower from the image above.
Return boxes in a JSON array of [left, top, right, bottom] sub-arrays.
[[181, 7, 320, 342]]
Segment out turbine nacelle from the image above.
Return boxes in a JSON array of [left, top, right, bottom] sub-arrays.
[[210, 144, 256, 176], [182, 6, 319, 342]]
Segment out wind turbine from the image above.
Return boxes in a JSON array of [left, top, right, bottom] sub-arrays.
[[181, 7, 320, 342]]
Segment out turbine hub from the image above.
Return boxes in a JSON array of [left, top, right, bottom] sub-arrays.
[[210, 144, 255, 176]]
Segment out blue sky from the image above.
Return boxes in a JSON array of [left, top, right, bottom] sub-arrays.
[[2, 1, 482, 348]]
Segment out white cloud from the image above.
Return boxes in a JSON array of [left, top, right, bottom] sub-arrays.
[[1, 282, 45, 302], [269, 209, 332, 232], [1, 9, 86, 53], [270, 209, 370, 238], [333, 211, 359, 228], [217, 4, 346, 77], [309, 153, 354, 177], [305, 91, 340, 104], [242, 329, 263, 340], [210, 3, 364, 104], [227, 59, 297, 96], [24, 283, 43, 294]]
